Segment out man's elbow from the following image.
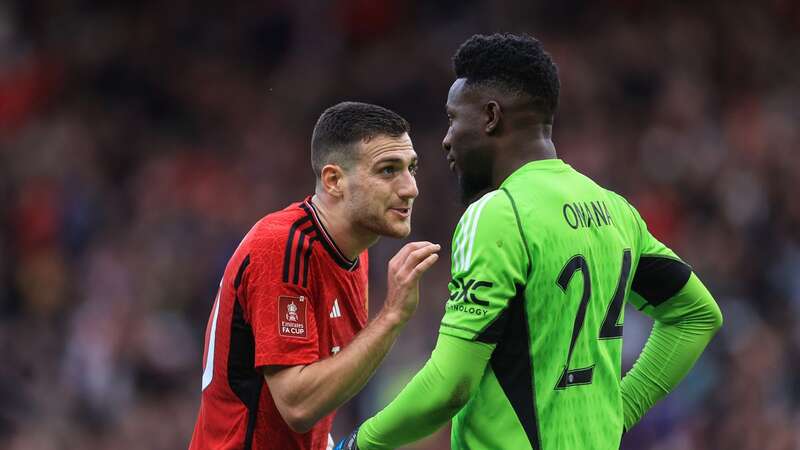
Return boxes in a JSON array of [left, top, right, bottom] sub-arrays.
[[273, 393, 319, 434], [281, 405, 318, 434], [709, 300, 723, 333], [264, 369, 321, 434], [443, 378, 476, 414]]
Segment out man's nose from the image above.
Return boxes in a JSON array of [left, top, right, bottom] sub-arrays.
[[398, 170, 419, 199]]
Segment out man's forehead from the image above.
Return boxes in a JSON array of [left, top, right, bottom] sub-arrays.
[[447, 79, 464, 102], [447, 78, 476, 107], [361, 133, 416, 161]]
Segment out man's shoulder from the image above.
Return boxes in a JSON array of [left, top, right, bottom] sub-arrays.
[[241, 200, 312, 253], [226, 199, 322, 288], [452, 190, 522, 259], [457, 189, 518, 230]]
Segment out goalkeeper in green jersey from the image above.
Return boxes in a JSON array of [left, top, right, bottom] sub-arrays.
[[336, 33, 723, 450]]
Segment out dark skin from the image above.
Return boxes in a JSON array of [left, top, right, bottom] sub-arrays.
[[443, 78, 557, 203]]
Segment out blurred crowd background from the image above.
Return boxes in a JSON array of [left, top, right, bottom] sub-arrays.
[[1, 0, 799, 449]]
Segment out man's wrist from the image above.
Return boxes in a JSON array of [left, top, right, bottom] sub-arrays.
[[374, 309, 408, 331]]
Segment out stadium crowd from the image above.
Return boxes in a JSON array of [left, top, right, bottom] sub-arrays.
[[1, 1, 798, 448]]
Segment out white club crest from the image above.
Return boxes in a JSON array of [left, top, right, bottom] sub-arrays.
[[286, 302, 298, 322]]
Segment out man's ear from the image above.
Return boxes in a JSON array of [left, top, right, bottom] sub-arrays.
[[320, 164, 345, 197], [485, 100, 502, 134]]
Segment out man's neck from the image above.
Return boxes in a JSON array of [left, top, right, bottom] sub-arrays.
[[310, 193, 378, 261], [492, 136, 557, 188]]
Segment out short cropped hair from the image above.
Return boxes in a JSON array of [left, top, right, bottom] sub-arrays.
[[311, 102, 410, 177], [453, 33, 560, 120]]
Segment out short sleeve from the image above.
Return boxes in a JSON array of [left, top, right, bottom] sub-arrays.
[[439, 190, 528, 342], [625, 203, 692, 312], [243, 240, 319, 368]]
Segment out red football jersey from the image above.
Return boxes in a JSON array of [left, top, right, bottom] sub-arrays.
[[189, 197, 369, 450]]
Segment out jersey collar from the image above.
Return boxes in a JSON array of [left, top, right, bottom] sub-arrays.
[[301, 197, 360, 271], [502, 158, 570, 185]]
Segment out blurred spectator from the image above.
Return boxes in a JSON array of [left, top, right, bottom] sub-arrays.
[[0, 0, 798, 449]]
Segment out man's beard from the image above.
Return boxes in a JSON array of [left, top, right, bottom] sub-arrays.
[[455, 145, 494, 205], [457, 168, 493, 205], [351, 202, 410, 239], [361, 215, 408, 239]]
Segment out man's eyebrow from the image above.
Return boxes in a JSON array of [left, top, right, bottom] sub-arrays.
[[373, 156, 418, 165]]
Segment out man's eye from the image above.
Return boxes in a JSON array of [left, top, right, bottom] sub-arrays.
[[409, 165, 418, 176], [381, 167, 396, 175]]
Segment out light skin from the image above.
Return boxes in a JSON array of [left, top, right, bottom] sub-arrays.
[[313, 133, 420, 260], [262, 132, 440, 433], [443, 78, 557, 203]]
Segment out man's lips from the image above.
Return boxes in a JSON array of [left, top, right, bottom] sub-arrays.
[[447, 155, 456, 172], [389, 207, 412, 218]]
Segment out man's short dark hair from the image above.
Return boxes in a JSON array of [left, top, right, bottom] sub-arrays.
[[311, 102, 410, 177], [453, 33, 560, 121]]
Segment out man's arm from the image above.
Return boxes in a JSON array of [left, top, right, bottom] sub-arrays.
[[336, 191, 527, 449], [354, 334, 493, 450], [621, 272, 723, 430], [619, 199, 723, 431], [264, 312, 409, 433], [264, 241, 440, 433]]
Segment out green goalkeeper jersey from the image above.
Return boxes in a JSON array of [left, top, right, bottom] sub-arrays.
[[440, 158, 691, 450]]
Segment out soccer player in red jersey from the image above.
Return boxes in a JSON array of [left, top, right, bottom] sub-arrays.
[[189, 102, 440, 450]]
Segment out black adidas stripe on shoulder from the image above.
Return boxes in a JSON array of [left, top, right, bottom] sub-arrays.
[[282, 216, 318, 288]]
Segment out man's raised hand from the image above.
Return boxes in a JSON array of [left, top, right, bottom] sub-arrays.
[[383, 241, 440, 324]]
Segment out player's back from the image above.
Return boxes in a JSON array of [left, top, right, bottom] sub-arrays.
[[451, 159, 645, 450]]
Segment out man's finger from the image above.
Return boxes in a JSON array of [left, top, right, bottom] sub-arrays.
[[403, 244, 440, 269], [410, 253, 439, 279], [395, 241, 435, 266]]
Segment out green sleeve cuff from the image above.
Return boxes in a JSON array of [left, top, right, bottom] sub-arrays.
[[357, 334, 494, 450]]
